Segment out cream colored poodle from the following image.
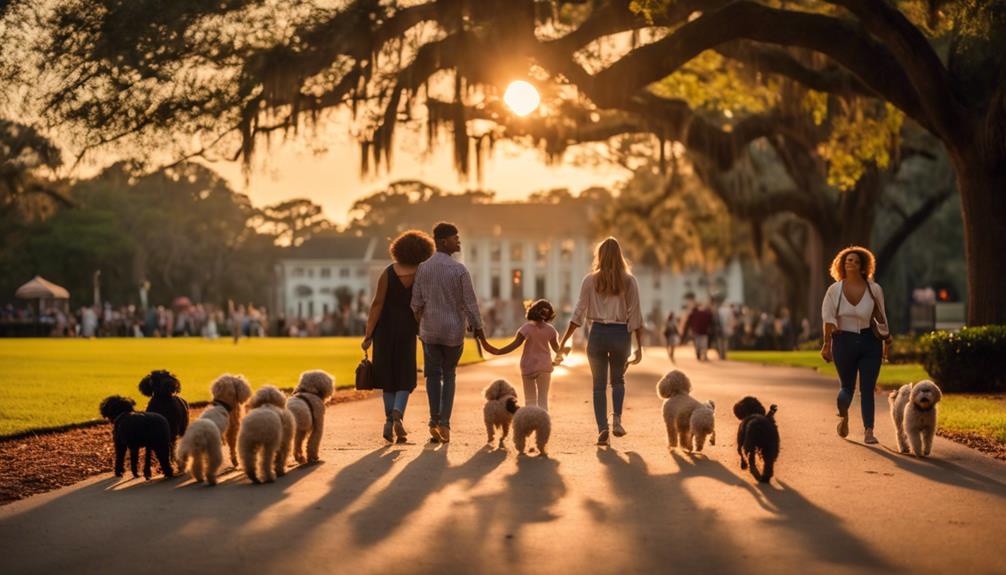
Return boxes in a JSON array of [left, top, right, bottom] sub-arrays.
[[688, 400, 716, 452], [657, 370, 704, 451], [512, 404, 551, 457], [238, 385, 295, 483], [176, 374, 252, 485], [890, 380, 942, 457], [286, 370, 334, 464], [483, 379, 519, 448]]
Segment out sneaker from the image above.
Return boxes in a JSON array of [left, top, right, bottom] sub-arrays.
[[612, 417, 626, 437], [429, 425, 442, 443], [837, 414, 849, 438], [438, 426, 450, 443], [392, 409, 407, 440], [597, 429, 610, 446], [864, 428, 879, 445], [383, 421, 394, 443]]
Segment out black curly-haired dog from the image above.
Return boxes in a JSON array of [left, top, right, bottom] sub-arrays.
[[733, 396, 780, 483], [139, 369, 189, 455], [99, 395, 174, 479]]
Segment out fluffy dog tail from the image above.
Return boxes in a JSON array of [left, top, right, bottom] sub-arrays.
[[483, 379, 516, 401], [767, 404, 778, 419], [656, 370, 691, 399]]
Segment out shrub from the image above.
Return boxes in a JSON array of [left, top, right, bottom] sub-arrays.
[[921, 326, 1006, 393], [887, 334, 928, 365]]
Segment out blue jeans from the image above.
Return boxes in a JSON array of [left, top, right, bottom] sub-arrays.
[[423, 342, 464, 429], [383, 391, 410, 421], [587, 323, 630, 432], [832, 329, 883, 429]]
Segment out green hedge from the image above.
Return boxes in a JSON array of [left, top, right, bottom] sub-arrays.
[[921, 326, 1006, 393]]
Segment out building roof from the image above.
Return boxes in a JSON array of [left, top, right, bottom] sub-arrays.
[[285, 235, 373, 260], [394, 200, 595, 238]]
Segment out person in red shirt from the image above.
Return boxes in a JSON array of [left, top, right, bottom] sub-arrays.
[[685, 304, 714, 361]]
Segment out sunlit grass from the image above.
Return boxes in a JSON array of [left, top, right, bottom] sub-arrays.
[[0, 337, 505, 436], [728, 351, 928, 390]]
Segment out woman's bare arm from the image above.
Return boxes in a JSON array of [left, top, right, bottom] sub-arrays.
[[483, 334, 525, 355], [362, 272, 389, 348]]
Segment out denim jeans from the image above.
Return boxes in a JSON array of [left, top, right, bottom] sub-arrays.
[[586, 323, 630, 432], [383, 390, 411, 422], [423, 342, 464, 429], [832, 329, 883, 429]]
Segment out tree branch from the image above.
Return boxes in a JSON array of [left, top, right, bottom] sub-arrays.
[[715, 42, 875, 99], [875, 185, 955, 275]]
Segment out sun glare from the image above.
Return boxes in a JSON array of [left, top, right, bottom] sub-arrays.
[[503, 80, 541, 117]]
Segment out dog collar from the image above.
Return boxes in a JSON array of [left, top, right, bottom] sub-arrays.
[[212, 399, 234, 413]]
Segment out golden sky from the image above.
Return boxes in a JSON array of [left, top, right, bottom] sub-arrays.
[[207, 127, 628, 226]]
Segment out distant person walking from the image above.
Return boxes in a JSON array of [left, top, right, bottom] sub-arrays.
[[558, 237, 643, 446], [685, 303, 714, 361], [411, 222, 484, 443], [363, 230, 435, 443], [820, 246, 890, 445], [663, 310, 680, 364]]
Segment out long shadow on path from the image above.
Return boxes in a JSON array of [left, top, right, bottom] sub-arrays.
[[856, 443, 1006, 499]]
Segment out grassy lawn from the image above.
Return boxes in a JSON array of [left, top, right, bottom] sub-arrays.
[[0, 337, 505, 437], [730, 350, 1006, 445]]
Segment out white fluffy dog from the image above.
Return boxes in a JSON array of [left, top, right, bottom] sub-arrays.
[[688, 400, 716, 452], [483, 379, 519, 448], [656, 370, 704, 451], [511, 405, 551, 457], [176, 374, 252, 485], [238, 385, 295, 483], [286, 370, 334, 464], [890, 380, 942, 457]]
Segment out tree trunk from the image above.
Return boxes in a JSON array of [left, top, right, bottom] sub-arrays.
[[954, 153, 1006, 326]]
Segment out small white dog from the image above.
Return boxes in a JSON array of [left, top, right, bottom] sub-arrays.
[[890, 380, 942, 457], [656, 370, 703, 451], [286, 370, 334, 463], [688, 400, 716, 452], [483, 379, 519, 448], [176, 374, 253, 485], [238, 385, 295, 483], [511, 404, 551, 457]]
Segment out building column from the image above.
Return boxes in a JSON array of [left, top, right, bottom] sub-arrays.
[[479, 237, 492, 301], [500, 239, 512, 300], [523, 239, 536, 301]]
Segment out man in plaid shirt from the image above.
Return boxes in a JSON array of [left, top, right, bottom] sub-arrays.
[[411, 222, 484, 443]]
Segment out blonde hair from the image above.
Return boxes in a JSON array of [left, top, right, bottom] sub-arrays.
[[592, 237, 631, 296], [829, 246, 876, 282]]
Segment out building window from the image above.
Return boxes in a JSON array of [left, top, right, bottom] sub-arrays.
[[323, 303, 329, 315], [293, 267, 305, 278], [356, 268, 367, 277], [308, 301, 315, 317], [561, 240, 574, 263], [491, 243, 501, 263], [469, 246, 478, 262], [535, 277, 546, 299], [339, 268, 350, 278], [512, 269, 524, 300], [510, 242, 523, 262], [295, 285, 313, 297], [320, 287, 332, 294], [307, 268, 315, 278], [536, 242, 548, 265], [320, 267, 332, 278], [491, 275, 501, 299]]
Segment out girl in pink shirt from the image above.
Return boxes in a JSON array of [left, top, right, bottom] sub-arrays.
[[481, 300, 561, 411]]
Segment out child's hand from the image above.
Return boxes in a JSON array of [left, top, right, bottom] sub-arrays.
[[552, 353, 564, 366]]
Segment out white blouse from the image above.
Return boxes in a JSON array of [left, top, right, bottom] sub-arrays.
[[570, 272, 644, 332], [821, 281, 887, 333]]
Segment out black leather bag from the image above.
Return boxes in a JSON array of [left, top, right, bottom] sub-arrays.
[[355, 351, 374, 390]]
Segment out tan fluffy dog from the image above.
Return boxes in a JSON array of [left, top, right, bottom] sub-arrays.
[[890, 380, 942, 457], [483, 379, 519, 448], [657, 370, 703, 451], [512, 405, 551, 457], [286, 370, 334, 464], [176, 374, 252, 485], [688, 400, 716, 452], [238, 385, 295, 483]]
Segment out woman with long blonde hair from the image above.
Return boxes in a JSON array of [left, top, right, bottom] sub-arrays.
[[558, 237, 644, 446]]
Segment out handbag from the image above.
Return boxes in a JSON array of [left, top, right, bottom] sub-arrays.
[[355, 350, 374, 390], [865, 282, 892, 342]]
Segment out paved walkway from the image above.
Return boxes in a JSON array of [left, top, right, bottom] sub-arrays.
[[2, 350, 1005, 575]]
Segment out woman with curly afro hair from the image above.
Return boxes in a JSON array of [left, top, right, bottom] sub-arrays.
[[820, 246, 891, 445], [363, 230, 435, 443]]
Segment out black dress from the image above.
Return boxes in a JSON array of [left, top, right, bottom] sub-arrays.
[[372, 265, 418, 392]]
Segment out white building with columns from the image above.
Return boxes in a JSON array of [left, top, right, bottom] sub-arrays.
[[275, 198, 744, 333]]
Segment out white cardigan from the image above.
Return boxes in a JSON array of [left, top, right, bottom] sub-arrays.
[[821, 280, 887, 333]]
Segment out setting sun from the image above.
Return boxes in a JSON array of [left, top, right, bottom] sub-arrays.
[[503, 80, 541, 116]]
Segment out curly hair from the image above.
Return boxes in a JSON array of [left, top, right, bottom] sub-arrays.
[[390, 230, 435, 266], [829, 246, 876, 281], [526, 299, 556, 322]]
